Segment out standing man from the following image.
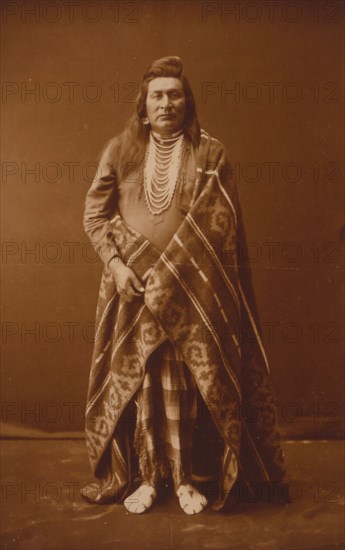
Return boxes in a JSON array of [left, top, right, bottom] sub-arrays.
[[81, 56, 286, 514]]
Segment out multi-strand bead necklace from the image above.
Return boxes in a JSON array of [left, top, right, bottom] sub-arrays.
[[143, 129, 185, 216]]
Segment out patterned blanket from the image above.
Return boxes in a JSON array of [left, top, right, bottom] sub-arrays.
[[83, 130, 286, 510]]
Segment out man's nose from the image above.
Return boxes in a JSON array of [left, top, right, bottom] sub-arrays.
[[160, 95, 172, 110]]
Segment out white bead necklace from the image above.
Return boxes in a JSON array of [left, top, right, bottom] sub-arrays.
[[144, 130, 185, 216]]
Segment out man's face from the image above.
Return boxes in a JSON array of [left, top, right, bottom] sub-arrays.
[[145, 77, 186, 136]]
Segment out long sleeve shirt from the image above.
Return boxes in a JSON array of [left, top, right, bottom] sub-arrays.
[[83, 136, 198, 266]]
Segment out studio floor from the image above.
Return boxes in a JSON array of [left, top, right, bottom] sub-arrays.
[[1, 440, 344, 550]]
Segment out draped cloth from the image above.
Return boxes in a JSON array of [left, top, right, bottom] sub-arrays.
[[81, 130, 287, 510]]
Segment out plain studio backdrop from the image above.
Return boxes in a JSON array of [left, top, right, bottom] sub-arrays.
[[1, 0, 344, 438]]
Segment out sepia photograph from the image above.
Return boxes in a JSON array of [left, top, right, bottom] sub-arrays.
[[1, 1, 344, 549]]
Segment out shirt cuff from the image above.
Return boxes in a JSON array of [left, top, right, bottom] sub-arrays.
[[106, 254, 122, 269]]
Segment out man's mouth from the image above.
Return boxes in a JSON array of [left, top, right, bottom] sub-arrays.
[[158, 114, 175, 119]]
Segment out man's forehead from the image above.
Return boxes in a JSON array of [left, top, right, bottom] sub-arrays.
[[147, 77, 183, 93]]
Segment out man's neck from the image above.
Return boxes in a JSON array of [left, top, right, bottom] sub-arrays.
[[151, 128, 184, 141]]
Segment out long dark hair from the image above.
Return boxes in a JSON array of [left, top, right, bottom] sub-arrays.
[[111, 56, 201, 181]]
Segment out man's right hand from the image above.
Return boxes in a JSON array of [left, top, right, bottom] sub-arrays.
[[108, 258, 145, 302]]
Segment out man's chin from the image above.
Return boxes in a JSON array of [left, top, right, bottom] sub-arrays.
[[152, 121, 183, 134]]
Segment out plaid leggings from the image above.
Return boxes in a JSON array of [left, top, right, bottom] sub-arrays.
[[133, 339, 197, 490]]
